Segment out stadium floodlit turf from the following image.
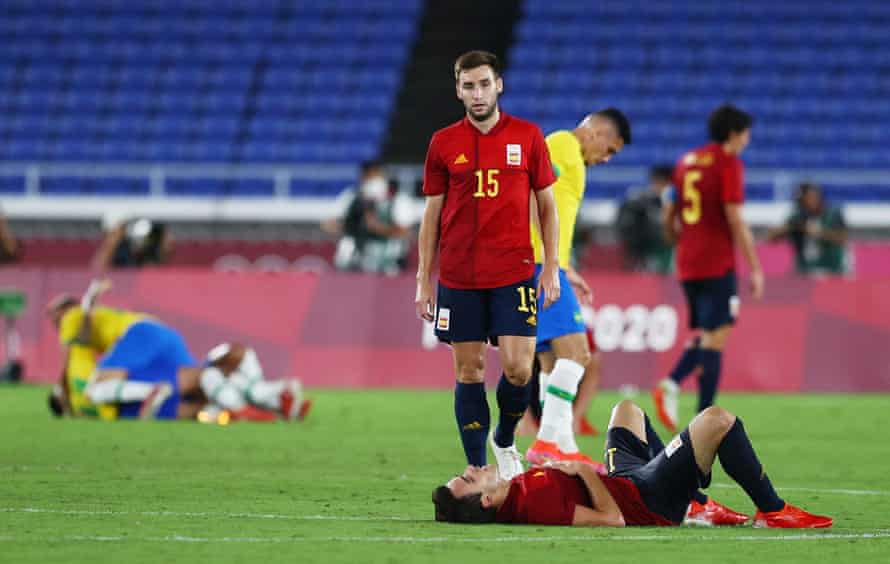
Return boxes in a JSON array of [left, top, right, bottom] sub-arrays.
[[1, 385, 888, 564]]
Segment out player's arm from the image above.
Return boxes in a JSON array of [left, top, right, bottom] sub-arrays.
[[0, 212, 19, 260], [415, 194, 443, 321], [534, 186, 561, 308], [564, 264, 592, 305], [72, 279, 112, 344], [661, 186, 680, 245], [725, 204, 764, 299], [550, 462, 624, 527], [91, 222, 126, 270]]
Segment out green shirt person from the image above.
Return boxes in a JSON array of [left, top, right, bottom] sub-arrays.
[[768, 183, 848, 275]]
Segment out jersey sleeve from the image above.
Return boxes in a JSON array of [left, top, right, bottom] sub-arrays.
[[720, 158, 745, 204], [529, 128, 558, 191], [58, 308, 84, 345], [422, 133, 448, 196]]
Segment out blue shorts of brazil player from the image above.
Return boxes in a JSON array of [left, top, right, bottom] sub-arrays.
[[681, 270, 739, 331], [533, 264, 586, 353], [97, 320, 197, 419], [434, 276, 537, 346]]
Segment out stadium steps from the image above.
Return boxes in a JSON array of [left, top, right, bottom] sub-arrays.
[[381, 0, 522, 162]]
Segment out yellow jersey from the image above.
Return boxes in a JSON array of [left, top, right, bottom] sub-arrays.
[[531, 130, 586, 267], [65, 344, 117, 420], [58, 306, 147, 355]]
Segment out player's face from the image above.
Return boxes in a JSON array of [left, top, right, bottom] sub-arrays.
[[456, 66, 502, 123], [727, 128, 751, 154], [446, 464, 499, 498], [582, 122, 624, 166]]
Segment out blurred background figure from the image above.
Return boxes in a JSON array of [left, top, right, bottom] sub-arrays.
[[322, 160, 414, 275], [615, 165, 674, 273], [767, 182, 850, 275], [92, 217, 173, 270], [0, 206, 20, 264]]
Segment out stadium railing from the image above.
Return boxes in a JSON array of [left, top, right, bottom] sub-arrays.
[[2, 162, 889, 228]]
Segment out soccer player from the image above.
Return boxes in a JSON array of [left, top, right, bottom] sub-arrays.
[[523, 109, 631, 468], [433, 400, 832, 529], [46, 281, 309, 421], [653, 105, 764, 433], [415, 50, 560, 480]]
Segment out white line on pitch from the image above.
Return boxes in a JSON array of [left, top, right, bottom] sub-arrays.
[[0, 507, 412, 522], [0, 533, 888, 544]]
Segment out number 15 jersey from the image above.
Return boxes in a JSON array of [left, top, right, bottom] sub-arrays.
[[423, 112, 556, 289], [671, 142, 745, 281]]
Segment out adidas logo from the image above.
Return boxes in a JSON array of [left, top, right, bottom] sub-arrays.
[[526, 315, 537, 326], [453, 153, 468, 165], [462, 421, 483, 430]]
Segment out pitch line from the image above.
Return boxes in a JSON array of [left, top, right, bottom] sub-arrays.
[[0, 533, 888, 544]]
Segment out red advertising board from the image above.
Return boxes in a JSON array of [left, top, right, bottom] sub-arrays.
[[0, 268, 888, 392]]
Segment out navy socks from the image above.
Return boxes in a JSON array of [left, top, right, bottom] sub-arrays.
[[454, 382, 490, 466]]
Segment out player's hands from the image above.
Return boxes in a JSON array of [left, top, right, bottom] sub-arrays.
[[537, 261, 560, 309], [415, 277, 435, 322], [565, 266, 592, 305], [750, 269, 765, 300], [543, 459, 584, 476], [81, 278, 112, 312]]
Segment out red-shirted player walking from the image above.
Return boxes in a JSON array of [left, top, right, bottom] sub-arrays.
[[414, 50, 560, 480], [433, 400, 832, 529], [653, 105, 765, 433]]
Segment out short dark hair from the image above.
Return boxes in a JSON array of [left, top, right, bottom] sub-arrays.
[[360, 160, 383, 176], [454, 50, 502, 80], [432, 486, 497, 524], [650, 164, 674, 181], [708, 104, 753, 143], [596, 108, 632, 145]]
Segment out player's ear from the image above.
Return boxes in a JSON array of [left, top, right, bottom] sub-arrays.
[[495, 77, 503, 94], [481, 493, 493, 508]]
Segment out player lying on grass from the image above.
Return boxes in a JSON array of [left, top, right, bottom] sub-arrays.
[[433, 400, 832, 528], [46, 280, 310, 422]]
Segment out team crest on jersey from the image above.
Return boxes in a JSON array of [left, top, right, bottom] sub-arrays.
[[506, 143, 522, 166], [436, 307, 451, 331]]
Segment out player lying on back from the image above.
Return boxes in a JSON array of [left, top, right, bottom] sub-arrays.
[[46, 280, 310, 422], [433, 400, 832, 529]]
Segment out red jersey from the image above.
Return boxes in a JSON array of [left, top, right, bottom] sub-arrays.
[[423, 112, 556, 289], [672, 142, 745, 281], [494, 468, 675, 527]]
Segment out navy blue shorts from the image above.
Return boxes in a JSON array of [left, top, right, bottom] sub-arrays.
[[681, 270, 738, 331], [604, 427, 710, 525], [434, 277, 537, 345]]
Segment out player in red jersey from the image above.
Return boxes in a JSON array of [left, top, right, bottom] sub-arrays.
[[433, 400, 832, 529], [653, 105, 764, 433], [415, 50, 560, 480]]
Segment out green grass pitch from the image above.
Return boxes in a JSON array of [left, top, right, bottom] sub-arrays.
[[1, 385, 889, 563]]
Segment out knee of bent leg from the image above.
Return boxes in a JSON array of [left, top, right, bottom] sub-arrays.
[[700, 405, 736, 432], [502, 358, 532, 386], [611, 399, 642, 419]]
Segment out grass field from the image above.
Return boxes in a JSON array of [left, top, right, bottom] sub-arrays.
[[1, 385, 889, 563]]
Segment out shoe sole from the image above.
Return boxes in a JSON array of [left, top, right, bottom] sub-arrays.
[[652, 388, 678, 433]]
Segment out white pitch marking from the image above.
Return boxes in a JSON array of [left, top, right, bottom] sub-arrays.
[[0, 533, 888, 544]]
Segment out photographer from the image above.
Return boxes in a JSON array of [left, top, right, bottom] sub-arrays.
[[767, 182, 848, 275]]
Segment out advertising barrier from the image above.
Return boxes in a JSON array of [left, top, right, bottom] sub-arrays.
[[0, 268, 887, 392]]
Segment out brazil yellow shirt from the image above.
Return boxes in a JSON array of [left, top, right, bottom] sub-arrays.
[[531, 130, 586, 267], [58, 306, 147, 355], [65, 344, 117, 420]]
